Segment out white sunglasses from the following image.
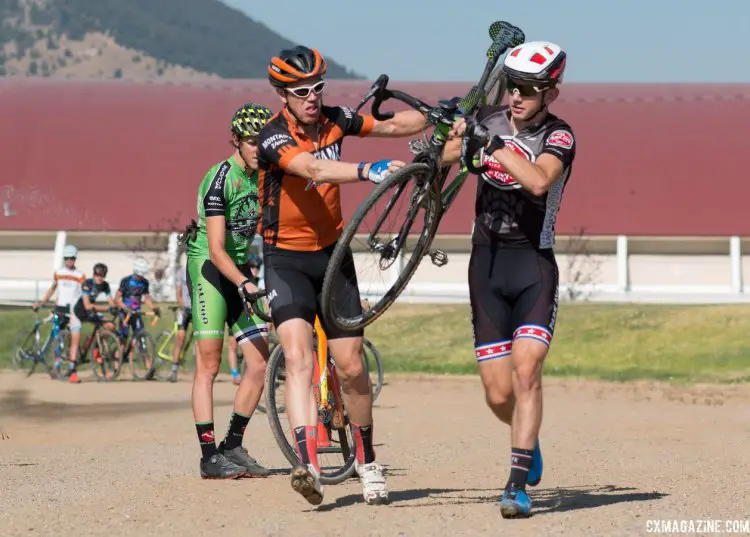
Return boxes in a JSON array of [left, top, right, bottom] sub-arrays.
[[285, 80, 325, 98]]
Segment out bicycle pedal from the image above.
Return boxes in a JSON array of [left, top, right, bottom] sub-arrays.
[[429, 249, 449, 267]]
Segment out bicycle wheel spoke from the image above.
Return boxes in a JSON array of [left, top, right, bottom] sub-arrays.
[[322, 163, 440, 332]]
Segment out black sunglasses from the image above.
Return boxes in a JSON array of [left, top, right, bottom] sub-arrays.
[[506, 79, 543, 97]]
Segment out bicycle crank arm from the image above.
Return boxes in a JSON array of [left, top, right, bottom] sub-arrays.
[[428, 248, 449, 267]]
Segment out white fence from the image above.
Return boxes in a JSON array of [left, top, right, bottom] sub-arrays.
[[2, 231, 750, 305]]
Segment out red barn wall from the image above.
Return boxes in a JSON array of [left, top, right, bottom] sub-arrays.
[[1, 78, 748, 236]]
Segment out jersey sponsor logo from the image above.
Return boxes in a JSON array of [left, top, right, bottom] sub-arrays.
[[546, 129, 574, 149], [212, 162, 230, 191], [305, 144, 342, 190], [261, 133, 294, 151], [312, 143, 341, 162], [481, 138, 533, 190], [209, 196, 221, 202], [340, 106, 354, 119], [226, 193, 259, 239], [197, 281, 208, 325]]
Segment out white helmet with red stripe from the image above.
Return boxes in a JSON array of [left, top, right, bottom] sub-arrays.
[[503, 41, 567, 89]]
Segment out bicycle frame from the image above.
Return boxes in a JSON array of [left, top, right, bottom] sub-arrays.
[[352, 21, 524, 261], [156, 312, 193, 363]]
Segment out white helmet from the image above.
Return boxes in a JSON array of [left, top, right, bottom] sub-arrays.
[[503, 41, 567, 89], [62, 244, 78, 258], [133, 257, 150, 277]]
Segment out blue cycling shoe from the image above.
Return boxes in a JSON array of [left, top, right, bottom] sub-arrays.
[[527, 440, 543, 487], [499, 486, 532, 518]]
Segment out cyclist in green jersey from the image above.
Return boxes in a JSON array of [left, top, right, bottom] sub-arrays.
[[184, 103, 274, 479]]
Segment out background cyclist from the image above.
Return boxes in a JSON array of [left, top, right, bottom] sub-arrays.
[[32, 244, 85, 376], [183, 103, 273, 480], [115, 257, 161, 336], [68, 263, 118, 383]]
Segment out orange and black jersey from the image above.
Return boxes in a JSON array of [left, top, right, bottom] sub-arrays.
[[257, 106, 375, 251]]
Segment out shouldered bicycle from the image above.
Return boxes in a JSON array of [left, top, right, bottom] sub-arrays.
[[319, 21, 525, 333]]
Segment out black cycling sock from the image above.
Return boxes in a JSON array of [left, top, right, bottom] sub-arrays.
[[196, 421, 217, 461], [352, 422, 376, 464], [223, 411, 250, 450], [507, 447, 534, 490]]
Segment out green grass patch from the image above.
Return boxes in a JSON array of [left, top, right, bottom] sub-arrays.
[[363, 302, 750, 383], [4, 303, 750, 383]]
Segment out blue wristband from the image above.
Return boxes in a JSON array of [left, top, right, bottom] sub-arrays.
[[357, 161, 367, 181]]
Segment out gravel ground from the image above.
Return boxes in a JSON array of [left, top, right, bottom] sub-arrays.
[[1, 371, 749, 537]]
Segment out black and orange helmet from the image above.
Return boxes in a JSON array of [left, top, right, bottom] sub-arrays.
[[268, 46, 327, 88]]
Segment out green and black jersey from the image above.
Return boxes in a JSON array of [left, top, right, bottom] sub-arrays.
[[186, 157, 267, 342], [187, 158, 260, 264]]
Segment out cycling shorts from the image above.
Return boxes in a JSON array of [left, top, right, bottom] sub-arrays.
[[263, 242, 363, 339], [468, 245, 559, 364], [71, 303, 103, 333], [177, 307, 192, 331], [187, 257, 267, 343]]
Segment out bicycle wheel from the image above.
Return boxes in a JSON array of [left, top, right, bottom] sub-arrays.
[[264, 345, 357, 485], [51, 329, 73, 381], [91, 330, 123, 382], [130, 331, 156, 381], [12, 327, 41, 377], [152, 331, 176, 381], [363, 338, 384, 403], [321, 162, 441, 333]]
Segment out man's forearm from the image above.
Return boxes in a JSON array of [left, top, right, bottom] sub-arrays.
[[209, 246, 253, 287], [490, 148, 549, 196], [378, 109, 428, 137], [308, 159, 366, 184]]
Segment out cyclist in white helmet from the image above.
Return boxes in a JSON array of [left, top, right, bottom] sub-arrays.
[[33, 244, 86, 380], [115, 257, 161, 344], [444, 41, 575, 519]]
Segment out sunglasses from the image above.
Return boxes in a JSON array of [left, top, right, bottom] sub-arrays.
[[64, 256, 76, 260], [506, 79, 543, 97], [285, 80, 325, 98]]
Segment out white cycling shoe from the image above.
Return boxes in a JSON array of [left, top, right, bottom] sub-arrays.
[[357, 462, 389, 505]]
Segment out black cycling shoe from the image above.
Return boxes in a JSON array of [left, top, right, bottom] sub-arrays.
[[218, 442, 271, 477], [199, 453, 245, 479]]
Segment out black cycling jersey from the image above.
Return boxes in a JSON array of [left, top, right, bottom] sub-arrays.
[[74, 278, 111, 309], [471, 105, 576, 249]]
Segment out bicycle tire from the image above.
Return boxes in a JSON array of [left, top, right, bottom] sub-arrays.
[[151, 331, 175, 381], [130, 331, 156, 381], [363, 338, 384, 403], [51, 329, 72, 381], [321, 162, 441, 333], [91, 330, 123, 382], [12, 327, 41, 377], [264, 345, 357, 485]]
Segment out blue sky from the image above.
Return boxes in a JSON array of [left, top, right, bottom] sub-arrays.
[[222, 0, 749, 82]]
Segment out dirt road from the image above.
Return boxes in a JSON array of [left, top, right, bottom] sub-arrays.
[[1, 371, 749, 537]]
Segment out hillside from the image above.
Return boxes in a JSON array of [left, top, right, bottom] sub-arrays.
[[0, 0, 362, 81]]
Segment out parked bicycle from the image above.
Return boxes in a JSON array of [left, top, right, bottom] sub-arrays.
[[12, 305, 71, 379], [111, 308, 159, 381], [77, 311, 123, 382], [320, 21, 525, 333], [150, 306, 195, 381]]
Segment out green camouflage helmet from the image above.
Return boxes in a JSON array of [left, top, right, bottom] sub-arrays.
[[231, 103, 273, 138]]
